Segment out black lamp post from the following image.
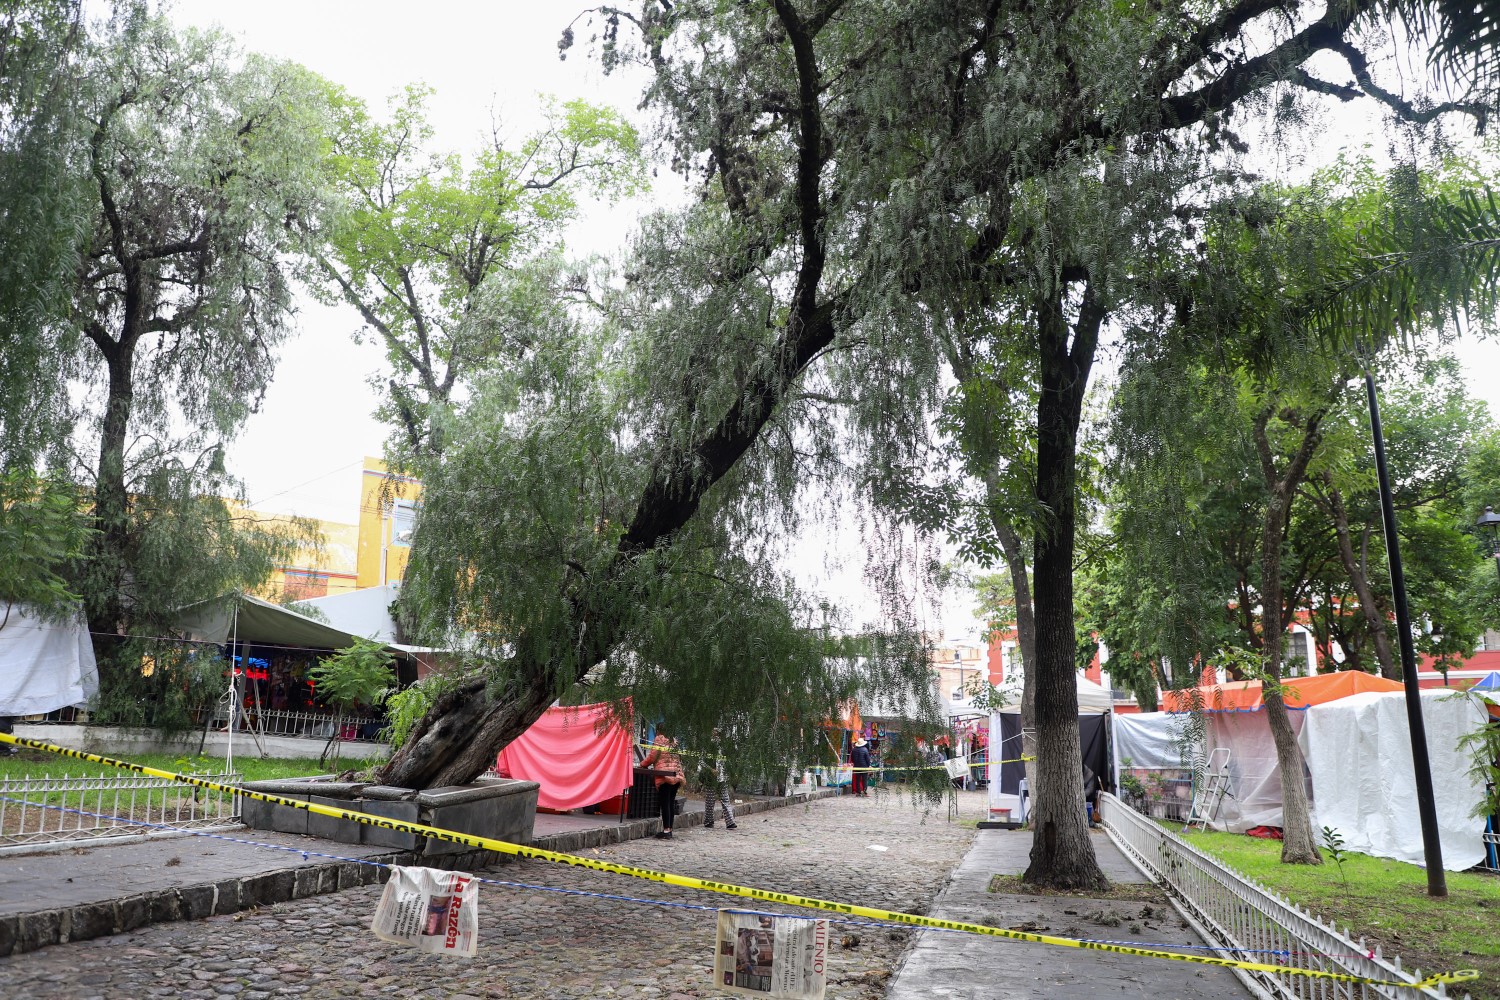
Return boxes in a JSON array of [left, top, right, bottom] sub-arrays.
[[1364, 369, 1447, 896], [1477, 506, 1500, 585]]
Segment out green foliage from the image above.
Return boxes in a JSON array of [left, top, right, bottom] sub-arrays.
[[1118, 760, 1147, 803], [0, 8, 338, 702], [89, 641, 225, 733], [1452, 694, 1500, 822], [0, 1, 87, 469], [1319, 825, 1349, 886], [309, 638, 395, 713], [385, 0, 1498, 815], [315, 82, 644, 462], [310, 638, 395, 767], [0, 470, 90, 616], [380, 675, 453, 752], [970, 572, 1019, 642], [1099, 159, 1500, 692]]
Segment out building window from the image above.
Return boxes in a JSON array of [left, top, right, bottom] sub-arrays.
[[391, 500, 418, 547], [1284, 627, 1316, 677]]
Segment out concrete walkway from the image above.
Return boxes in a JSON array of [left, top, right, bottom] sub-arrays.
[[2, 789, 984, 1000], [0, 788, 833, 957], [887, 828, 1252, 1000]]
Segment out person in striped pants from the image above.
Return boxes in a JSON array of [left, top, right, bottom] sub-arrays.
[[702, 731, 736, 829]]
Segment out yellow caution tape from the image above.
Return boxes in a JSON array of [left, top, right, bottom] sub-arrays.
[[0, 733, 1475, 992], [639, 742, 1032, 772]]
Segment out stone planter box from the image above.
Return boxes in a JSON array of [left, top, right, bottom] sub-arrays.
[[240, 777, 540, 856]]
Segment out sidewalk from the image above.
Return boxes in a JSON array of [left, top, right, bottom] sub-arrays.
[[0, 787, 835, 958], [887, 828, 1253, 1000]]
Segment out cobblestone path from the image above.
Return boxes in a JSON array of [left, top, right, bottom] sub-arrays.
[[8, 789, 987, 1000]]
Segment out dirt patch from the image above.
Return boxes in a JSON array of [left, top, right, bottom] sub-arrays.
[[987, 873, 1170, 904]]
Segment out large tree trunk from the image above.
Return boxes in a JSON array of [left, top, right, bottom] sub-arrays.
[[1322, 473, 1398, 678], [85, 319, 137, 666], [377, 669, 559, 789], [994, 519, 1039, 807], [1252, 406, 1325, 866], [1022, 283, 1107, 891]]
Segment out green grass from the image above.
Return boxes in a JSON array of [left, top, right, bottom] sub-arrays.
[[0, 749, 377, 783], [1176, 827, 1500, 999]]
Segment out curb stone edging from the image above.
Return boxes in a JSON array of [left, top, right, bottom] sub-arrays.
[[0, 788, 840, 956]]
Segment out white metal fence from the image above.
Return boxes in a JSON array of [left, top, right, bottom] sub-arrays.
[[25, 707, 388, 743], [194, 707, 386, 743], [1099, 792, 1469, 1000], [0, 770, 242, 853]]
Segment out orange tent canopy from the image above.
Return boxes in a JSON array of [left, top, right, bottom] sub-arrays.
[[1159, 670, 1405, 712]]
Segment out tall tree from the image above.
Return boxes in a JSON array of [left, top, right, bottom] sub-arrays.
[[0, 0, 86, 468], [53, 9, 331, 684], [314, 85, 645, 462]]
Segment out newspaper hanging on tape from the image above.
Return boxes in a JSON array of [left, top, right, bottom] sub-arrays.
[[713, 910, 828, 999], [371, 866, 480, 958]]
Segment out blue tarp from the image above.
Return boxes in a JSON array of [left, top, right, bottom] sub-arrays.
[[1472, 671, 1500, 691]]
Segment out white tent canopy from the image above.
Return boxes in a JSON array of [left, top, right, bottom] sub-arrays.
[[1302, 689, 1489, 871], [0, 602, 99, 715], [300, 585, 403, 644], [993, 673, 1115, 714], [1115, 708, 1311, 832]]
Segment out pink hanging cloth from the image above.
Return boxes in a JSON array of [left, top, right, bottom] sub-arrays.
[[495, 701, 633, 811]]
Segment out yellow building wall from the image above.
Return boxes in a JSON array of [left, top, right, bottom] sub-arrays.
[[239, 508, 359, 602], [355, 457, 424, 589]]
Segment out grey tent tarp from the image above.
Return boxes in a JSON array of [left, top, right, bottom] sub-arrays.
[[176, 593, 415, 661]]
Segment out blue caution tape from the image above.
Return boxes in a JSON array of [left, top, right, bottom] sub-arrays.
[[0, 733, 1476, 992]]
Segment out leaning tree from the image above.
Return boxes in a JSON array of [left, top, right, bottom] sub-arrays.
[[378, 0, 1498, 889]]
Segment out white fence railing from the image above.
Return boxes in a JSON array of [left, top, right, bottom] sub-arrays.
[[194, 708, 386, 743], [0, 771, 242, 853], [1099, 792, 1469, 1000], [1483, 831, 1499, 873], [25, 707, 388, 743]]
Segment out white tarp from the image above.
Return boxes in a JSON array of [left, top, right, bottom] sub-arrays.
[[1113, 709, 1303, 832], [0, 602, 99, 715], [1112, 711, 1185, 770], [1302, 689, 1489, 871], [1211, 710, 1305, 834], [301, 584, 402, 642]]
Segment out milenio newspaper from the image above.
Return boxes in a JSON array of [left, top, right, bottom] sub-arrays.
[[713, 910, 829, 999]]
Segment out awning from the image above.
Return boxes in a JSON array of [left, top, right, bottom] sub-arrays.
[[175, 593, 415, 660], [1159, 670, 1404, 713]]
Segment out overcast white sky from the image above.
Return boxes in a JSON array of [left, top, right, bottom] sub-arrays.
[[170, 2, 1500, 640]]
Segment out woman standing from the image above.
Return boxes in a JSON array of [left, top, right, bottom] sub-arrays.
[[850, 736, 872, 797], [641, 732, 686, 839]]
